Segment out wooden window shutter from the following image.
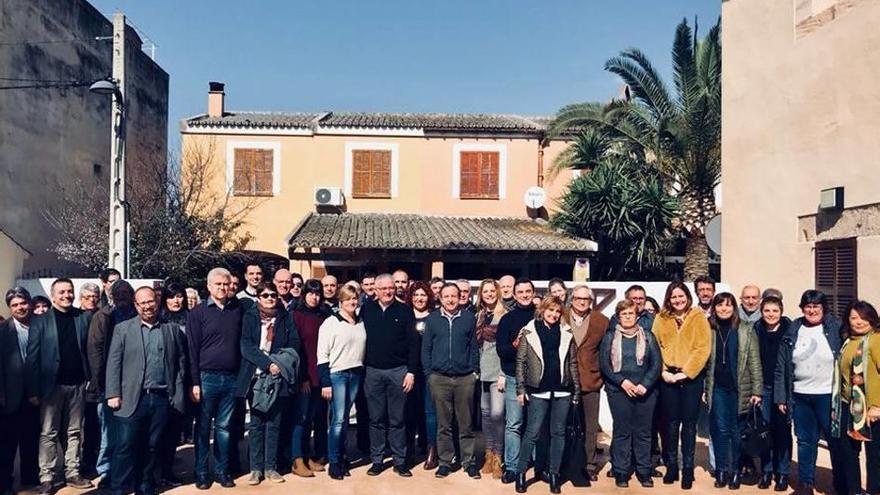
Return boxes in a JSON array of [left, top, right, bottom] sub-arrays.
[[352, 149, 391, 198], [815, 238, 858, 318], [459, 151, 499, 199], [233, 148, 273, 196]]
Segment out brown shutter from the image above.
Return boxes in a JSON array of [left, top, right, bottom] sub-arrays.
[[483, 151, 499, 197], [815, 238, 858, 318], [460, 151, 499, 199], [352, 150, 370, 197], [233, 148, 251, 195], [460, 152, 479, 198], [254, 149, 273, 195], [352, 149, 391, 198], [233, 148, 274, 196], [373, 150, 391, 197]]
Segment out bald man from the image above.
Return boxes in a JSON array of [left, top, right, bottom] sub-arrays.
[[273, 269, 298, 311], [498, 275, 515, 310]]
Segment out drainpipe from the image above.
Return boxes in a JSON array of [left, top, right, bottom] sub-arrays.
[[537, 138, 546, 187]]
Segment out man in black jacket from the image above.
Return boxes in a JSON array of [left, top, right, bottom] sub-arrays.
[[25, 278, 94, 494], [495, 278, 536, 483], [0, 287, 39, 494], [361, 273, 418, 477], [422, 283, 479, 479]]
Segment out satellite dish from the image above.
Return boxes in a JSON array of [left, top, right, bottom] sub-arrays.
[[523, 186, 547, 209], [706, 214, 722, 255]]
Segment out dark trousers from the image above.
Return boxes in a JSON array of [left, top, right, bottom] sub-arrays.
[[248, 396, 284, 472], [580, 390, 601, 473], [158, 408, 184, 477], [0, 403, 40, 491], [429, 374, 476, 468], [111, 391, 169, 494], [831, 403, 878, 495], [608, 389, 657, 478], [355, 391, 371, 453], [660, 373, 704, 470], [516, 394, 570, 475], [290, 388, 327, 460], [365, 366, 408, 466], [759, 384, 791, 475], [195, 371, 236, 479], [709, 386, 741, 474], [228, 399, 246, 474], [81, 401, 100, 477]]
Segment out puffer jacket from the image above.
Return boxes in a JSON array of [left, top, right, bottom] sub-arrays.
[[704, 320, 763, 414], [515, 319, 580, 396]]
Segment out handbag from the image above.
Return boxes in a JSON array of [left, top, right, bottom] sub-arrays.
[[561, 402, 590, 487], [740, 403, 771, 458]]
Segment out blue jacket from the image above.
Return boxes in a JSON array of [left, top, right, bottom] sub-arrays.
[[421, 309, 479, 376], [235, 305, 301, 397]]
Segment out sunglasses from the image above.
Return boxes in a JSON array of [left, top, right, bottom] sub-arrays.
[[259, 293, 277, 299], [292, 282, 303, 288]]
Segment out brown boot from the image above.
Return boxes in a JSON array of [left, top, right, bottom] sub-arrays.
[[292, 458, 314, 478], [423, 446, 439, 470], [482, 450, 495, 474], [492, 453, 503, 479], [309, 457, 327, 472]]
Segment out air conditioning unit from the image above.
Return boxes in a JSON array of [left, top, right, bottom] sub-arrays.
[[314, 186, 344, 206]]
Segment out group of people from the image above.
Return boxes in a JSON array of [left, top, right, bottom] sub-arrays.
[[0, 266, 877, 495]]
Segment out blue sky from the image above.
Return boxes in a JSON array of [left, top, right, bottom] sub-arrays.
[[90, 1, 720, 149]]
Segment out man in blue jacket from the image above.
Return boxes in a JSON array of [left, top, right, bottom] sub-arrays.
[[422, 283, 479, 479]]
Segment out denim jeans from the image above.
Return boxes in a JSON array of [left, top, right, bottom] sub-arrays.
[[792, 392, 850, 494], [516, 395, 570, 475], [503, 373, 523, 471], [195, 371, 237, 479], [96, 401, 117, 477], [709, 386, 741, 474], [291, 388, 328, 460], [760, 384, 791, 475], [247, 395, 284, 472], [112, 391, 169, 494], [480, 381, 505, 455], [328, 368, 363, 464]]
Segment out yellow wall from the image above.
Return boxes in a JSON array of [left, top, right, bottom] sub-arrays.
[[721, 0, 880, 302], [181, 131, 577, 262], [0, 231, 29, 317]]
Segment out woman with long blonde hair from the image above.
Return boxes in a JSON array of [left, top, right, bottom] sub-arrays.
[[476, 279, 508, 478]]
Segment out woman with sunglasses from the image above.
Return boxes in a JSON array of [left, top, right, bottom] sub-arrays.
[[235, 281, 300, 485], [317, 284, 367, 480], [290, 279, 331, 477]]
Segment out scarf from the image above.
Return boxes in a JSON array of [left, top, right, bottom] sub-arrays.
[[476, 308, 499, 344], [570, 310, 591, 346], [258, 305, 277, 346], [611, 324, 646, 372], [833, 332, 873, 441]]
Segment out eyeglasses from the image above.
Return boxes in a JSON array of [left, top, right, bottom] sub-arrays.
[[292, 282, 303, 288], [571, 297, 592, 302], [259, 293, 277, 299]]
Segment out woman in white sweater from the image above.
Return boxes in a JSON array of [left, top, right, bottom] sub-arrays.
[[317, 285, 367, 480]]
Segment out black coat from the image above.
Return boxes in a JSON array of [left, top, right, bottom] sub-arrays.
[[235, 305, 301, 397], [0, 318, 27, 413]]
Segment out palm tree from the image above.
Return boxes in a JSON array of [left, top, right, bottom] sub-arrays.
[[548, 18, 721, 280]]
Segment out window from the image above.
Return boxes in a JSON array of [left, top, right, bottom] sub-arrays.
[[459, 151, 499, 199], [815, 237, 858, 318], [351, 149, 392, 198], [232, 148, 274, 196]]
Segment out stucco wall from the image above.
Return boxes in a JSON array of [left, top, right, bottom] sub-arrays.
[[0, 0, 168, 276], [181, 132, 577, 259], [720, 0, 880, 303], [0, 232, 30, 317]]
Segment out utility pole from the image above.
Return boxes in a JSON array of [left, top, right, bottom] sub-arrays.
[[108, 13, 129, 277]]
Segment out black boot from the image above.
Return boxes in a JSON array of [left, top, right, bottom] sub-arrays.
[[758, 472, 772, 489], [548, 473, 561, 494], [774, 474, 789, 492], [663, 467, 679, 485], [615, 474, 630, 488], [515, 473, 528, 493], [715, 471, 729, 488], [681, 468, 694, 490], [729, 472, 741, 490]]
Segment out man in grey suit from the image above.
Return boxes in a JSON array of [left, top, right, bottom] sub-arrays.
[[25, 278, 94, 494], [0, 287, 40, 495], [105, 286, 187, 495]]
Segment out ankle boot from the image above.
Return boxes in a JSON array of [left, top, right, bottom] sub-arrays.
[[715, 471, 729, 488], [515, 472, 528, 493], [548, 473, 561, 494], [482, 450, 495, 474], [291, 458, 314, 478], [758, 472, 773, 489], [423, 446, 438, 470], [729, 472, 741, 490], [682, 468, 695, 490], [663, 467, 679, 485]]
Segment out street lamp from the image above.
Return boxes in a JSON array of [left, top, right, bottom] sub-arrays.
[[90, 77, 129, 277]]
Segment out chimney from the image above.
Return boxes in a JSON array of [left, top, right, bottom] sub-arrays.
[[208, 81, 225, 118]]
